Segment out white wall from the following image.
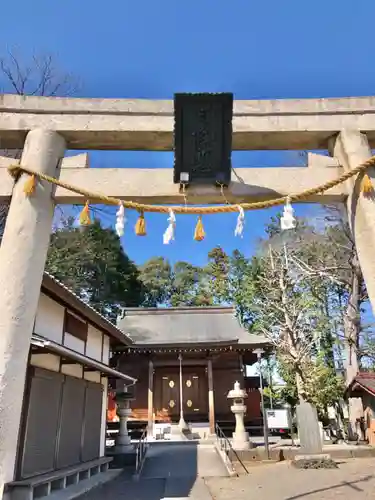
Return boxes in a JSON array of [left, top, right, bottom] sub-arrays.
[[86, 325, 103, 361], [63, 332, 85, 354], [34, 293, 64, 343], [34, 293, 113, 368], [30, 353, 60, 372], [84, 371, 101, 383], [102, 335, 110, 364], [61, 363, 83, 379]]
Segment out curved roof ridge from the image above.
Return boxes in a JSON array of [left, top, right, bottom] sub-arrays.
[[123, 305, 235, 316]]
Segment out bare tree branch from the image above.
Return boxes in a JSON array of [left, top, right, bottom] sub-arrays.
[[0, 49, 79, 241]]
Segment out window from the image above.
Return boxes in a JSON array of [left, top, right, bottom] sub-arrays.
[[64, 311, 88, 342]]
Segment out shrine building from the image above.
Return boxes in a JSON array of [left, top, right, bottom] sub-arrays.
[[114, 306, 270, 436]]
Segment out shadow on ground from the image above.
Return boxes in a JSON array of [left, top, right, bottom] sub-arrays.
[[285, 474, 374, 500], [78, 442, 225, 499]]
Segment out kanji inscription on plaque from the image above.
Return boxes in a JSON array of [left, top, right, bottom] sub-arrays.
[[173, 93, 233, 186]]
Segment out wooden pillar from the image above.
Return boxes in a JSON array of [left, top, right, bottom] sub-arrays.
[[207, 358, 215, 435], [147, 359, 154, 436]]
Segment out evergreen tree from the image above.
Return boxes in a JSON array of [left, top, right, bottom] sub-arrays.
[[138, 257, 172, 306], [205, 246, 230, 304], [46, 218, 143, 321]]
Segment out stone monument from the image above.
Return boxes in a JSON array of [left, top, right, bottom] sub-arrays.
[[295, 400, 327, 463], [227, 381, 252, 450], [110, 387, 136, 466], [114, 389, 134, 451]]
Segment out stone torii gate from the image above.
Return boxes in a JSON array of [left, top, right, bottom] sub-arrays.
[[1, 94, 375, 488]]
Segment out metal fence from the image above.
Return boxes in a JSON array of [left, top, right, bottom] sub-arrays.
[[135, 427, 148, 475], [215, 423, 249, 475]]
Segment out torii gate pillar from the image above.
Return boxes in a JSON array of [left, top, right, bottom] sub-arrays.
[[330, 129, 375, 436], [330, 130, 375, 323], [0, 129, 66, 494]]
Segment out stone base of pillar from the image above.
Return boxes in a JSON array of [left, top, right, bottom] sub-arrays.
[[178, 417, 189, 432], [170, 423, 187, 440], [232, 431, 252, 450], [115, 433, 132, 450], [207, 433, 217, 439]]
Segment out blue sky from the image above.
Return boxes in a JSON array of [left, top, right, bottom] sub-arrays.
[[2, 0, 375, 265]]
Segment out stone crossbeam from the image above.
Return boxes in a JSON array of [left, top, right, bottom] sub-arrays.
[[0, 161, 346, 205], [2, 94, 375, 150]]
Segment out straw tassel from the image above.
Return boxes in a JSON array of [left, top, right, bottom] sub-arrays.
[[194, 216, 205, 241], [23, 174, 37, 196], [361, 173, 374, 197], [135, 211, 146, 236], [79, 201, 91, 226]]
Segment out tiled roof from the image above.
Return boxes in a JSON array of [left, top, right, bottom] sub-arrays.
[[118, 306, 269, 348], [347, 373, 375, 396], [42, 272, 133, 346]]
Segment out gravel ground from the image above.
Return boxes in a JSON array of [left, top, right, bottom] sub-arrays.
[[205, 458, 375, 500]]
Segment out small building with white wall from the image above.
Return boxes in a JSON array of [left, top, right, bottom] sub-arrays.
[[5, 272, 135, 500]]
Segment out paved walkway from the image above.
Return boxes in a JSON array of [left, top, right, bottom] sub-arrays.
[[142, 443, 228, 479], [78, 447, 375, 499], [77, 443, 227, 500]]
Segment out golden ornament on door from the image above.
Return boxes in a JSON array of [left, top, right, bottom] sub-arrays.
[[169, 400, 175, 408], [187, 400, 192, 407], [186, 380, 192, 387], [169, 380, 175, 388]]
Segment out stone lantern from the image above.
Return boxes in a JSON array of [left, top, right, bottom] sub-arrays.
[[114, 388, 134, 453], [227, 381, 252, 450]]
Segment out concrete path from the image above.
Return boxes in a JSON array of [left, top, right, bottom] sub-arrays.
[[142, 443, 228, 479], [77, 443, 228, 500], [206, 458, 375, 500], [142, 443, 228, 499]]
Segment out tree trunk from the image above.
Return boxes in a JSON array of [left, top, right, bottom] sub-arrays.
[[295, 370, 307, 403], [344, 250, 364, 439]]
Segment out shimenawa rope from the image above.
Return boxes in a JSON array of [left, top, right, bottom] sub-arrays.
[[7, 156, 375, 215]]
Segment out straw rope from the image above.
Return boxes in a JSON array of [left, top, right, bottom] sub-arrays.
[[7, 155, 375, 215]]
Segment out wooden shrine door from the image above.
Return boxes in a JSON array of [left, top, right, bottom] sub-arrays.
[[183, 373, 200, 414], [156, 368, 208, 421], [161, 373, 179, 417], [183, 370, 208, 418]]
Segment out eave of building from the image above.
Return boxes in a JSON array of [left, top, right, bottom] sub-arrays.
[[116, 342, 272, 354], [41, 272, 133, 347], [346, 379, 375, 398], [31, 333, 137, 383]]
